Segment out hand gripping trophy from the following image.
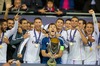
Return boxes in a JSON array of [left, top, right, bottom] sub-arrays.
[[47, 37, 60, 66]]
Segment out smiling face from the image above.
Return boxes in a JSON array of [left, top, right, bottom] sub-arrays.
[[1, 22, 7, 32], [78, 19, 86, 30], [7, 20, 14, 29], [71, 17, 79, 29], [85, 23, 94, 35], [79, 20, 84, 29], [65, 20, 71, 29], [55, 19, 64, 31], [21, 20, 28, 30], [34, 19, 42, 31]]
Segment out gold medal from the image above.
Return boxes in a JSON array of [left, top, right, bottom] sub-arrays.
[[35, 44, 39, 48], [90, 47, 93, 51], [0, 45, 3, 49], [69, 42, 73, 46]]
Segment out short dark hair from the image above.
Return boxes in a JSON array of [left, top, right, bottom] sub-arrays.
[[7, 18, 14, 22], [0, 19, 7, 25], [48, 23, 56, 29], [71, 16, 79, 20], [34, 17, 42, 23], [19, 18, 27, 24], [47, 0, 54, 3], [85, 22, 93, 28], [65, 19, 71, 22], [86, 22, 93, 25], [55, 18, 64, 24], [79, 19, 87, 25], [34, 17, 42, 21]]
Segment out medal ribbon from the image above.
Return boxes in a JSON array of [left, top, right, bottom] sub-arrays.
[[88, 42, 92, 47], [0, 32, 4, 45], [34, 30, 41, 44], [70, 29, 77, 42]]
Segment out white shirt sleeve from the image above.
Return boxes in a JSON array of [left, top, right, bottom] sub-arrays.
[[61, 31, 68, 48], [18, 37, 29, 54], [5, 21, 18, 38], [92, 13, 99, 38]]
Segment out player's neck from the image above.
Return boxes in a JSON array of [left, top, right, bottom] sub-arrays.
[[57, 28, 62, 32], [35, 29, 41, 33], [49, 34, 55, 38], [71, 27, 76, 30]]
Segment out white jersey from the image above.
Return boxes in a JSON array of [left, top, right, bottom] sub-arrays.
[[57, 30, 68, 48], [61, 30, 68, 48], [84, 35, 98, 63], [67, 29, 85, 61], [98, 33, 100, 59], [84, 13, 99, 63], [0, 21, 18, 63], [18, 29, 44, 63], [59, 30, 69, 64]]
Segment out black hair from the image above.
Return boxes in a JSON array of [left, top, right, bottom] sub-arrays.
[[48, 23, 56, 29], [34, 17, 42, 21], [7, 18, 14, 21], [33, 17, 42, 23], [65, 19, 71, 22], [0, 19, 7, 25], [46, 0, 54, 3], [19, 18, 27, 24], [71, 16, 79, 20], [79, 19, 87, 25], [55, 18, 64, 24]]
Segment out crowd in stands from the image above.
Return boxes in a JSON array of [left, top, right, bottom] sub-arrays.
[[0, 0, 100, 14]]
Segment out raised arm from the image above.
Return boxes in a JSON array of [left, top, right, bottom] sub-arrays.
[[5, 14, 20, 38], [89, 9, 99, 38]]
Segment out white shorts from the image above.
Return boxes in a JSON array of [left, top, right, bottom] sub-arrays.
[[67, 60, 82, 64], [84, 61, 96, 65], [98, 58, 100, 65], [24, 60, 40, 64], [61, 50, 68, 64]]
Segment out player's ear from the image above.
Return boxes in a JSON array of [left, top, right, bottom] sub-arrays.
[[0, 25, 1, 29]]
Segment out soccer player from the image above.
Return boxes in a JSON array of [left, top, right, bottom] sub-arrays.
[[64, 19, 71, 31], [66, 16, 87, 64], [0, 14, 19, 63], [10, 18, 29, 63], [55, 18, 68, 64], [78, 19, 86, 30], [84, 10, 99, 65], [41, 23, 64, 64], [17, 17, 44, 63]]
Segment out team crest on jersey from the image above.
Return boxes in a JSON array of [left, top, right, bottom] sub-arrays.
[[46, 42, 49, 45]]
